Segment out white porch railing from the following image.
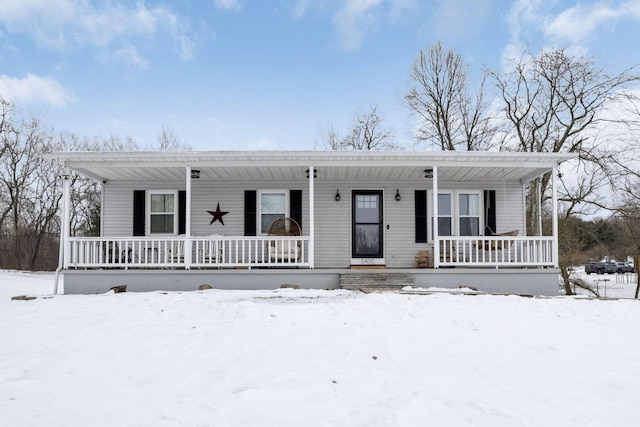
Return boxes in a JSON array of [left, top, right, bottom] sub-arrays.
[[66, 236, 310, 269], [437, 236, 555, 268]]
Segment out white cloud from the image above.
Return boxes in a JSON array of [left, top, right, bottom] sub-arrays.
[[292, 0, 310, 20], [333, 0, 382, 50], [179, 35, 195, 61], [505, 0, 546, 43], [545, 4, 617, 43], [504, 0, 640, 63], [0, 74, 74, 108], [0, 1, 196, 65], [388, 0, 416, 22], [213, 0, 242, 12], [435, 0, 490, 40], [114, 45, 149, 71]]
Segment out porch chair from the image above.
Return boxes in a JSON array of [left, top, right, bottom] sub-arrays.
[[201, 234, 223, 264], [414, 249, 431, 268], [484, 230, 519, 251], [102, 241, 132, 264], [267, 217, 302, 262]]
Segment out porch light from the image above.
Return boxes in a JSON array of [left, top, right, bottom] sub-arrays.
[[191, 169, 200, 179], [424, 168, 433, 178], [306, 168, 317, 179], [335, 189, 341, 202], [395, 189, 401, 201]]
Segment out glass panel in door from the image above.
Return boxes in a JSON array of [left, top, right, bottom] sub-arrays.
[[352, 191, 383, 258]]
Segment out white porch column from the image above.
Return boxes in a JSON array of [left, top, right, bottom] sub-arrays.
[[100, 181, 105, 237], [432, 166, 439, 269], [309, 165, 315, 269], [185, 166, 192, 270], [537, 178, 543, 236], [54, 169, 71, 294], [552, 165, 559, 268]]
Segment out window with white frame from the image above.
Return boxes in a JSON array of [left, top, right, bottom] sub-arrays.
[[258, 190, 288, 234], [148, 190, 178, 235], [458, 192, 481, 236], [428, 190, 482, 240]]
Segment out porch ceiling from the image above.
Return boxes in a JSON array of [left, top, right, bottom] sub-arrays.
[[49, 150, 576, 184]]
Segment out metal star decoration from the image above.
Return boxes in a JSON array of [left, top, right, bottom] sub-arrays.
[[207, 203, 229, 225]]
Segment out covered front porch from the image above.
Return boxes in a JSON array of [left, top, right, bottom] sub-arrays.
[[50, 151, 575, 293]]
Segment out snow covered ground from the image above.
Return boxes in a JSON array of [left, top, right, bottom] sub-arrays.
[[2, 270, 640, 426], [567, 266, 638, 299]]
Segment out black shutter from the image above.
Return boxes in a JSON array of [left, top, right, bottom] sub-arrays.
[[484, 190, 496, 235], [290, 190, 302, 233], [178, 190, 186, 235], [415, 190, 427, 243], [133, 190, 146, 236], [244, 190, 257, 236]]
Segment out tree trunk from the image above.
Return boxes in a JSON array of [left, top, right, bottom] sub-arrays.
[[559, 262, 573, 295], [635, 255, 640, 299]]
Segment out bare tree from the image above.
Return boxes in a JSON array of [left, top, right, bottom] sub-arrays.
[[0, 95, 13, 159], [317, 106, 401, 151], [614, 191, 640, 299], [150, 125, 192, 152], [489, 48, 639, 233], [405, 40, 496, 151], [0, 115, 64, 269]]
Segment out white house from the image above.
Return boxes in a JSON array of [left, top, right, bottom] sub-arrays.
[[48, 150, 576, 295]]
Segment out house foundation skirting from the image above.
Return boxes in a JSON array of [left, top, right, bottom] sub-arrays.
[[62, 268, 561, 296]]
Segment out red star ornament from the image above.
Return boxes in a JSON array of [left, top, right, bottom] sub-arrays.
[[207, 203, 229, 225]]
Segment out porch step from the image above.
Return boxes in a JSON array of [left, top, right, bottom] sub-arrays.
[[339, 273, 415, 292]]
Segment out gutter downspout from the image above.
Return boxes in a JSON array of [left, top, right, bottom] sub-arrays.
[[54, 168, 71, 294]]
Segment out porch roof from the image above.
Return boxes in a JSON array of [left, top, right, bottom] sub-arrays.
[[48, 150, 577, 183]]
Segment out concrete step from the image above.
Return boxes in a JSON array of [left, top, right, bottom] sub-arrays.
[[340, 273, 415, 291]]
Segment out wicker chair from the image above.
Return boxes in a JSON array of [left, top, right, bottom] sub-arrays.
[[268, 217, 302, 236], [268, 217, 302, 262], [484, 230, 519, 251]]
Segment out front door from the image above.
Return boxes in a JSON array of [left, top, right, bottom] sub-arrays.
[[352, 190, 384, 261]]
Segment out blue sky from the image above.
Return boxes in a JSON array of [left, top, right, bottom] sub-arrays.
[[1, 0, 640, 151]]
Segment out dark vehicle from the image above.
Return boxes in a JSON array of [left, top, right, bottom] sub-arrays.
[[585, 261, 635, 274], [585, 262, 607, 274], [613, 262, 634, 274]]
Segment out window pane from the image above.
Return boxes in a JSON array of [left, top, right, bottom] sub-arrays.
[[262, 213, 284, 234], [459, 218, 479, 236], [438, 194, 451, 215], [355, 194, 379, 223], [261, 194, 285, 213], [459, 194, 479, 216], [438, 217, 452, 236], [151, 194, 174, 213], [150, 214, 174, 233], [355, 224, 380, 255]]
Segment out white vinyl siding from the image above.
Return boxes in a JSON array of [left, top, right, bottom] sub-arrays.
[[101, 179, 525, 268]]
